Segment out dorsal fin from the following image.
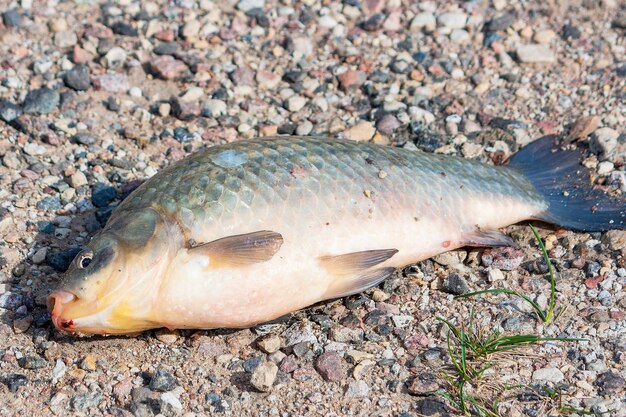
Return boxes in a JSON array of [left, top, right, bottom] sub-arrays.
[[190, 230, 283, 268], [319, 249, 398, 276]]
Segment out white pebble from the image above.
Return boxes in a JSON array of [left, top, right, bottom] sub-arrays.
[[128, 87, 143, 98]]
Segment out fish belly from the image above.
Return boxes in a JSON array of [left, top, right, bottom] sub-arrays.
[[154, 199, 538, 329]]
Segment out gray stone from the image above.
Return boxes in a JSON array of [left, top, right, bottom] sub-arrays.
[[51, 359, 66, 380], [130, 387, 159, 417], [595, 371, 625, 395], [532, 367, 564, 383], [590, 127, 619, 160], [73, 132, 96, 145], [345, 380, 369, 397], [149, 368, 178, 392], [4, 374, 27, 393], [71, 392, 104, 411], [243, 355, 264, 373], [33, 57, 53, 75], [296, 120, 313, 136], [481, 247, 524, 271], [154, 42, 178, 56], [441, 273, 470, 295], [64, 65, 91, 91], [0, 100, 22, 122], [502, 315, 534, 333], [18, 355, 48, 369], [485, 13, 515, 32], [2, 9, 22, 28], [23, 88, 60, 114], [283, 322, 317, 346], [31, 247, 47, 264]]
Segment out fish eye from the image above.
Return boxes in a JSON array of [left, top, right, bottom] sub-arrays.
[[78, 252, 94, 269]]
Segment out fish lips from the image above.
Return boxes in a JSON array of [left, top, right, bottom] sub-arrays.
[[47, 290, 79, 331]]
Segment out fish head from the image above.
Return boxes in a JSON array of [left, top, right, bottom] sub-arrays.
[[47, 208, 175, 335]]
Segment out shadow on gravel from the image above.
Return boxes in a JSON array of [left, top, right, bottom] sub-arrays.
[[1, 179, 142, 343]]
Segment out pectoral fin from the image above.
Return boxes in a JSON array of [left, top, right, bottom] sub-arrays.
[[191, 230, 284, 268], [319, 249, 398, 299], [461, 229, 515, 247]]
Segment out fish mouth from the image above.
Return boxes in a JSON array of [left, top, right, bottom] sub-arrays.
[[47, 290, 79, 331]]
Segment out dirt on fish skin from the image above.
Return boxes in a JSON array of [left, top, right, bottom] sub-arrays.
[[0, 1, 625, 417]]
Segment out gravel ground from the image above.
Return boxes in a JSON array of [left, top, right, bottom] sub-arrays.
[[0, 0, 625, 416]]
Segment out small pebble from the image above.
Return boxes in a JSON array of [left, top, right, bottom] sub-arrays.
[[314, 352, 344, 382], [64, 64, 91, 91], [2, 9, 22, 28], [343, 121, 376, 142], [441, 273, 470, 295], [153, 329, 178, 344], [250, 361, 278, 392], [149, 368, 178, 392], [516, 44, 556, 64], [287, 95, 306, 112], [437, 12, 467, 29], [257, 334, 281, 354], [532, 367, 565, 383], [23, 88, 60, 114], [345, 380, 370, 398], [52, 359, 66, 380], [79, 354, 97, 371]]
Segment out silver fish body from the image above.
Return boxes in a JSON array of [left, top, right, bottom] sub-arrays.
[[47, 136, 625, 334]]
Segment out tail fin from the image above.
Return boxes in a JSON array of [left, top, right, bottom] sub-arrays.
[[507, 135, 625, 232]]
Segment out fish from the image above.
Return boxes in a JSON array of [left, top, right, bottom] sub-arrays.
[[47, 135, 625, 335]]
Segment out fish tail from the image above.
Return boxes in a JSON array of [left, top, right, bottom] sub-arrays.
[[507, 135, 625, 232]]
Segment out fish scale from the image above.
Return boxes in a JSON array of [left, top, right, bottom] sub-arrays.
[[114, 137, 541, 237]]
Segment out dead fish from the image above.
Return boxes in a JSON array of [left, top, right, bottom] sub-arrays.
[[47, 136, 625, 335]]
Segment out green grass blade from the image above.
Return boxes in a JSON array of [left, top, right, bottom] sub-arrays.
[[559, 406, 594, 415], [529, 224, 556, 322], [457, 289, 547, 322]]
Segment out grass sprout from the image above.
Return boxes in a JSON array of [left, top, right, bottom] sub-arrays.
[[435, 310, 582, 416], [434, 224, 588, 416], [457, 224, 563, 323]]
